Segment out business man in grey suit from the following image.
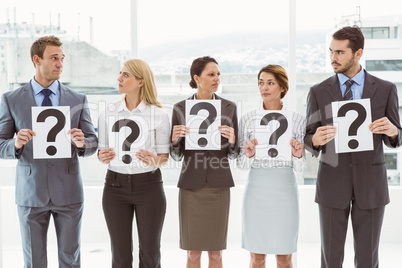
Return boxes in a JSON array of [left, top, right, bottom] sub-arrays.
[[0, 36, 98, 267], [304, 26, 402, 268]]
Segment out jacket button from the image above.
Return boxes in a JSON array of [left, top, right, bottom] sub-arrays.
[[349, 164, 353, 167], [47, 163, 53, 168]]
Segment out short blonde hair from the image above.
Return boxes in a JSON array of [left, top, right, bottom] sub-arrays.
[[124, 59, 162, 108]]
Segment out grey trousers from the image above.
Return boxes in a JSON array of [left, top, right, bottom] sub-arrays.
[[18, 202, 83, 268], [319, 202, 385, 268]]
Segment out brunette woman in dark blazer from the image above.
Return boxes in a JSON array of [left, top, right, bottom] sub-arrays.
[[170, 56, 239, 268]]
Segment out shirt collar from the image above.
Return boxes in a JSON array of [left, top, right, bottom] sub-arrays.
[[192, 93, 216, 100], [337, 65, 365, 86], [117, 98, 147, 113], [259, 101, 285, 110], [31, 76, 59, 96]]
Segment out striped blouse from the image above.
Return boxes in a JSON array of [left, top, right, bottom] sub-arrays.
[[237, 102, 306, 171]]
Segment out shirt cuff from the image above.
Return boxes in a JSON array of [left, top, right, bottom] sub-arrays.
[[15, 147, 23, 157], [77, 145, 86, 155], [390, 136, 399, 147]]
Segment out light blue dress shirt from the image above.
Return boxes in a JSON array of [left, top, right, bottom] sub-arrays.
[[31, 77, 60, 106], [337, 66, 365, 100], [27, 77, 86, 153], [15, 78, 62, 156]]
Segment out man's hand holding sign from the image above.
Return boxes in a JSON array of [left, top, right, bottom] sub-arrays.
[[313, 99, 399, 153]]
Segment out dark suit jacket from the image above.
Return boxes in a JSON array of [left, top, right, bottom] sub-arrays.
[[0, 81, 98, 207], [304, 71, 402, 209], [170, 94, 240, 189]]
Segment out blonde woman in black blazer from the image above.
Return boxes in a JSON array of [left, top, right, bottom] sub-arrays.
[[170, 56, 239, 268]]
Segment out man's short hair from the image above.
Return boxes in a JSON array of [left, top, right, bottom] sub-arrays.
[[30, 35, 62, 67], [332, 25, 364, 53]]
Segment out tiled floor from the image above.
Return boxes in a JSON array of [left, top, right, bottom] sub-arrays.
[[2, 242, 400, 267]]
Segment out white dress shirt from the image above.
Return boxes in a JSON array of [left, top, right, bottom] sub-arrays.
[[237, 102, 306, 171], [98, 99, 170, 174]]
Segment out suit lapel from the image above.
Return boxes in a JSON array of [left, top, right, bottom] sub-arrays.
[[361, 71, 376, 99], [215, 94, 232, 119], [326, 75, 343, 101], [23, 82, 38, 107], [58, 83, 68, 106], [214, 94, 233, 127], [18, 83, 37, 130]]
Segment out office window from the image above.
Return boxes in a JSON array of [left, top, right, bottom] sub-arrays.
[[361, 27, 390, 39], [1, 3, 402, 268], [366, 60, 402, 71], [385, 153, 397, 170], [385, 152, 400, 186]]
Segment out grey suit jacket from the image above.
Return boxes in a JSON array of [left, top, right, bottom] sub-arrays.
[[304, 71, 402, 209], [0, 81, 98, 207], [170, 94, 240, 189]]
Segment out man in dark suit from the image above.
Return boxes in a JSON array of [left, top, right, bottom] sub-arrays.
[[0, 36, 98, 267], [304, 26, 402, 268]]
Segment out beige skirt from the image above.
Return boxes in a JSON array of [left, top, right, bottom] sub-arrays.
[[179, 184, 230, 251]]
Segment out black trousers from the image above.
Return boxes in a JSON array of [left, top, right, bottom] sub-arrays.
[[102, 169, 166, 268], [319, 202, 385, 268]]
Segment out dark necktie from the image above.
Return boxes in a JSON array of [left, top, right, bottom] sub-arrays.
[[41, 88, 53, 106], [343, 79, 354, 100]]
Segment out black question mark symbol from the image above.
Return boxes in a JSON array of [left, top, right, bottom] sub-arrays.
[[112, 119, 140, 164], [189, 102, 217, 147], [337, 102, 367, 149], [260, 112, 288, 158], [37, 109, 66, 156]]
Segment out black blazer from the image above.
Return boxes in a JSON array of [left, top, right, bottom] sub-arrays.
[[304, 71, 402, 209], [170, 94, 240, 189]]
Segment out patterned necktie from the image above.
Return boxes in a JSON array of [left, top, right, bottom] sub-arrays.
[[343, 79, 354, 100], [41, 88, 53, 106]]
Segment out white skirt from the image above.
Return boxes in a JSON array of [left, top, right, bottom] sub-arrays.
[[242, 167, 299, 254]]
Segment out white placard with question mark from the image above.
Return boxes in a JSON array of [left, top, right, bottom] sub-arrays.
[[185, 100, 221, 150], [108, 115, 149, 166], [332, 98, 373, 153], [254, 110, 292, 161], [32, 106, 71, 159]]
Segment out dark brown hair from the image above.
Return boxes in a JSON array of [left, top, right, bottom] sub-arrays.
[[332, 25, 364, 53], [189, 56, 218, 89], [258, 64, 289, 99], [30, 35, 63, 67]]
